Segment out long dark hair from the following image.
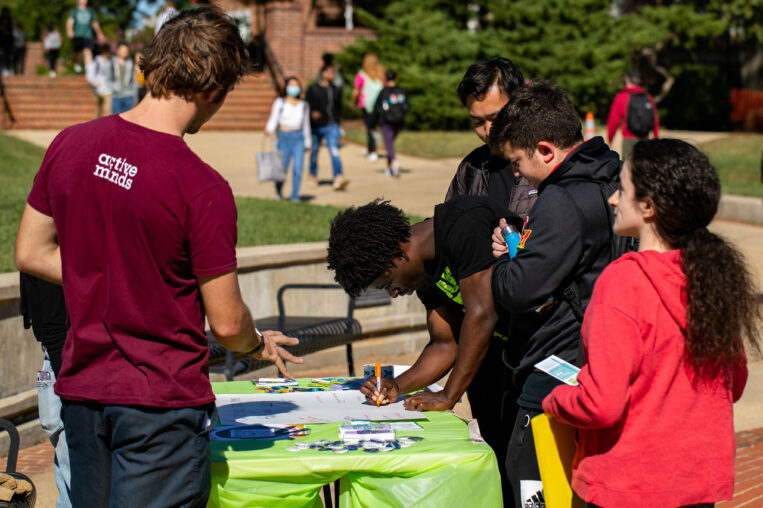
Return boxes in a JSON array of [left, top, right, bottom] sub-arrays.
[[629, 139, 760, 378]]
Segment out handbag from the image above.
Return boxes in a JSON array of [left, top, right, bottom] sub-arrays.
[[256, 139, 286, 183]]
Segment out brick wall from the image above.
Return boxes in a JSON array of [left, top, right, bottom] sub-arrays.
[[303, 27, 375, 82]]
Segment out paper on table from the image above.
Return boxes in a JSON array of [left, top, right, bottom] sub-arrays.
[[215, 390, 426, 426]]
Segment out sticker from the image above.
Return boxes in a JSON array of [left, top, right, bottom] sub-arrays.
[[520, 480, 545, 508], [517, 229, 532, 249]]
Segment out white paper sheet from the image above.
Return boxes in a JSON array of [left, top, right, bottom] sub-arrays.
[[215, 390, 426, 426]]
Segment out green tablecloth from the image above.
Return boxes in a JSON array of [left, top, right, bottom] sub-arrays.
[[208, 381, 502, 508]]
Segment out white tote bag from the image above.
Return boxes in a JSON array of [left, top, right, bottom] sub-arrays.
[[256, 140, 286, 183]]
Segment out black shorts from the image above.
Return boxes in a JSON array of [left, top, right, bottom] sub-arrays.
[[72, 37, 94, 53]]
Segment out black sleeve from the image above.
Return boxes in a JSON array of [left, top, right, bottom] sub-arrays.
[[491, 186, 584, 311], [440, 208, 498, 281], [19, 272, 68, 375]]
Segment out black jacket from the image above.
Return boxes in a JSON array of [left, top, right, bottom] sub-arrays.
[[445, 144, 536, 220], [491, 137, 621, 403], [305, 82, 342, 128]]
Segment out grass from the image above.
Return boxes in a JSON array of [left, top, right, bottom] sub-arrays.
[[343, 126, 481, 160], [0, 132, 421, 273], [698, 134, 763, 199], [345, 126, 763, 198]]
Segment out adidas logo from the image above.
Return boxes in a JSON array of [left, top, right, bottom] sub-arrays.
[[523, 490, 545, 508]]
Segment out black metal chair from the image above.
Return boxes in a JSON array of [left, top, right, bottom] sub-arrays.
[[208, 285, 390, 380]]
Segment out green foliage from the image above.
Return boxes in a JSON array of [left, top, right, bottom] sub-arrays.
[[0, 134, 46, 274], [337, 0, 748, 130], [336, 1, 484, 130]]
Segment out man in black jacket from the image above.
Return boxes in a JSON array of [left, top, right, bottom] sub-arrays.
[[446, 57, 536, 218], [487, 80, 621, 508], [306, 64, 348, 190]]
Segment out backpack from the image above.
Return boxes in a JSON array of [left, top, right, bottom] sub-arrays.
[[381, 89, 409, 125], [626, 92, 654, 137], [559, 174, 639, 322]]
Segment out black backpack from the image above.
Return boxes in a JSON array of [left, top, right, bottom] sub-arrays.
[[381, 88, 409, 125], [626, 92, 654, 137], [560, 175, 639, 322]]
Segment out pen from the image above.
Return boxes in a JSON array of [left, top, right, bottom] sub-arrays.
[[375, 361, 381, 407]]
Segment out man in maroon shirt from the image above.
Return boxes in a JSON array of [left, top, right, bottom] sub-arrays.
[[15, 7, 301, 507]]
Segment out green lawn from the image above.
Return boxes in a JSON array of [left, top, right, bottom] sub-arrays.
[[343, 127, 481, 160], [0, 132, 417, 273], [699, 134, 763, 198], [344, 127, 763, 198]]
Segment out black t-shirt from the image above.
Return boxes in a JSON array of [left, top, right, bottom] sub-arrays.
[[19, 272, 67, 376], [416, 196, 522, 340]]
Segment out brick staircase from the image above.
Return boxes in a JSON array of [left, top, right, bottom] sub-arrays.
[[0, 72, 276, 131]]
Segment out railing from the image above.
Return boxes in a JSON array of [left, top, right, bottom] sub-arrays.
[[0, 73, 16, 130], [261, 36, 286, 94]]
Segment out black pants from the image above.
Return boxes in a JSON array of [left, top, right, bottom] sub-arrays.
[[47, 49, 59, 71], [467, 338, 518, 506], [361, 109, 376, 154], [505, 406, 544, 508], [62, 400, 215, 508]]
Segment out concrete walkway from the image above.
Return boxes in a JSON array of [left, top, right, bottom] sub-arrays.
[[6, 127, 763, 507]]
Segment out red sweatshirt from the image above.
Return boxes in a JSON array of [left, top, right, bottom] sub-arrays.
[[606, 85, 660, 142], [543, 250, 747, 508]]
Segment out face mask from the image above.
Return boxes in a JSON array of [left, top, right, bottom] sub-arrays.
[[286, 85, 301, 97]]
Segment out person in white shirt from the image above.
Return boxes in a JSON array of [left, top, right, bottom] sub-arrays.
[[42, 22, 62, 78], [85, 44, 112, 117], [265, 76, 311, 202]]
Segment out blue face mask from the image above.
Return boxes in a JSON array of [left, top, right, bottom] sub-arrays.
[[286, 85, 301, 97]]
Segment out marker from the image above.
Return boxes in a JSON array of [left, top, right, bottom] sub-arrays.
[[375, 361, 381, 407]]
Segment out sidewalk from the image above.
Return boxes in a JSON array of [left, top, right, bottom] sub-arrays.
[[6, 127, 763, 507]]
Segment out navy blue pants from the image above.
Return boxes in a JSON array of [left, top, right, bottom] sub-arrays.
[[61, 400, 214, 508]]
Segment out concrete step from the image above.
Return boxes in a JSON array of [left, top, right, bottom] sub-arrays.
[[2, 72, 278, 131]]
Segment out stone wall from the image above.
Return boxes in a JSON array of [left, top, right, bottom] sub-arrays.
[[0, 242, 425, 402]]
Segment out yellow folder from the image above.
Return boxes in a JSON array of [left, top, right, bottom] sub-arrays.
[[531, 413, 585, 508]]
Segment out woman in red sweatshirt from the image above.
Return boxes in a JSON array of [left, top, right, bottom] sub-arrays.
[[543, 138, 761, 508]]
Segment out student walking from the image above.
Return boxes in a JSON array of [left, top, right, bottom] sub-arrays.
[[371, 70, 409, 177], [350, 53, 384, 162], [543, 139, 760, 507], [606, 70, 660, 159], [306, 65, 348, 191], [265, 76, 311, 202], [43, 23, 62, 78]]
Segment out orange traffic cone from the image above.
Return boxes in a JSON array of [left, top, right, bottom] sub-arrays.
[[584, 112, 595, 140]]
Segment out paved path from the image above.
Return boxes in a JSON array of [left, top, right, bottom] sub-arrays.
[[7, 127, 763, 507]]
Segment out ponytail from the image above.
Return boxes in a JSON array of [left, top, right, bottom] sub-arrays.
[[681, 227, 760, 377], [630, 139, 761, 380]]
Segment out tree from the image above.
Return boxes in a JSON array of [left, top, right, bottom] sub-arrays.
[[337, 0, 748, 130]]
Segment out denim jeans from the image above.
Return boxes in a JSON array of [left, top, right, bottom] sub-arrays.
[[310, 123, 343, 178], [37, 351, 72, 508], [61, 400, 215, 508], [111, 95, 134, 114], [276, 130, 306, 201]]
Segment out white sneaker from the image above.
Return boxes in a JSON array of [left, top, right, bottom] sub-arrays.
[[73, 63, 82, 74], [367, 152, 378, 162], [49, 70, 57, 78], [384, 168, 393, 177], [391, 161, 400, 177]]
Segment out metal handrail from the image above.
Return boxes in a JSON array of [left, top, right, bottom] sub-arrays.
[[262, 39, 286, 93], [0, 73, 16, 130]]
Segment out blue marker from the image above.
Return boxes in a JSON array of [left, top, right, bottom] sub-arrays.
[[499, 218, 520, 259]]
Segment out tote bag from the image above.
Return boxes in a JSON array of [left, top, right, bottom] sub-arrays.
[[256, 140, 286, 183]]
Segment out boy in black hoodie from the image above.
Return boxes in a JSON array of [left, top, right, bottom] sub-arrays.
[[487, 80, 621, 508]]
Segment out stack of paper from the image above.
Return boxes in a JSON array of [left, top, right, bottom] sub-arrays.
[[338, 423, 395, 442]]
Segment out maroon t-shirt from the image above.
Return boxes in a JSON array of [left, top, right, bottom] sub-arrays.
[[27, 115, 237, 407]]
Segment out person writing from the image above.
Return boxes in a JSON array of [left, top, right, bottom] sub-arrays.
[[543, 139, 760, 507]]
